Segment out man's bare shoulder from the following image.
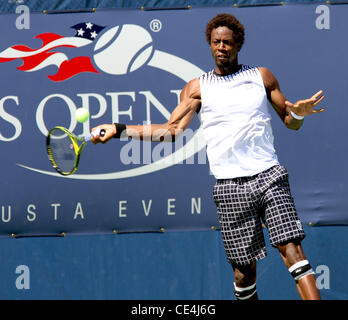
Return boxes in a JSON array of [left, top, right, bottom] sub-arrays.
[[258, 67, 279, 91], [258, 66, 274, 79], [181, 78, 201, 100]]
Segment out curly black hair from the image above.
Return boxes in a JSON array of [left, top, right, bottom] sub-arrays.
[[205, 13, 245, 51]]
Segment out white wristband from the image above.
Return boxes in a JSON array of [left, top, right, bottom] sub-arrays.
[[290, 110, 304, 120]]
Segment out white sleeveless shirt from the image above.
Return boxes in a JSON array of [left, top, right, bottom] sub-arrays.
[[199, 65, 279, 179]]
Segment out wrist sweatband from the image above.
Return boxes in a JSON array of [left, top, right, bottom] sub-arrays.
[[290, 110, 304, 120], [114, 123, 127, 138]]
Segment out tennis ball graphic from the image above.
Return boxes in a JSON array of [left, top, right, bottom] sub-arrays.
[[93, 24, 153, 75]]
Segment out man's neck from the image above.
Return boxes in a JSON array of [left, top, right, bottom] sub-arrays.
[[215, 63, 242, 76]]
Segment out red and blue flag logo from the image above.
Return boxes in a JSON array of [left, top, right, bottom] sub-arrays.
[[0, 22, 105, 81]]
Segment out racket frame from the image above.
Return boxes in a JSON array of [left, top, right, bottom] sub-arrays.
[[46, 126, 88, 176]]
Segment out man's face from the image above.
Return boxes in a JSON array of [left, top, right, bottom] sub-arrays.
[[210, 26, 239, 71]]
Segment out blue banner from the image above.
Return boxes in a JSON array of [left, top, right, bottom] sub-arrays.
[[0, 4, 346, 237]]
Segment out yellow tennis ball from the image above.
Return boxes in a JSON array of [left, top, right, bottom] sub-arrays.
[[75, 108, 89, 123]]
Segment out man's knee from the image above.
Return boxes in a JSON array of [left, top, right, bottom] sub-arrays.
[[277, 240, 315, 281], [232, 261, 257, 286], [232, 262, 257, 300], [231, 261, 258, 300], [277, 239, 306, 267]]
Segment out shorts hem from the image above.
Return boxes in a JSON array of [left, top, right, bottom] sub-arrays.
[[270, 234, 306, 248], [227, 250, 267, 266]]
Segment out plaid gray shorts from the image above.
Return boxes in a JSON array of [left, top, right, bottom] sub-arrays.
[[213, 165, 305, 266]]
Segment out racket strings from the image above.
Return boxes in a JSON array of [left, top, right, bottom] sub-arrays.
[[48, 134, 77, 174]]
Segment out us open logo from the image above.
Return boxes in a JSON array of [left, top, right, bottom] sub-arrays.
[[14, 23, 206, 180]]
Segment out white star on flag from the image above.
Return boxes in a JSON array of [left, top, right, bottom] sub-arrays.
[[85, 22, 93, 29], [77, 28, 85, 36]]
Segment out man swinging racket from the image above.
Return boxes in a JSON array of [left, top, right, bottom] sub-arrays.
[[91, 13, 325, 300]]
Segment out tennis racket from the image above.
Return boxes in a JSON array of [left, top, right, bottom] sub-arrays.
[[46, 126, 105, 176]]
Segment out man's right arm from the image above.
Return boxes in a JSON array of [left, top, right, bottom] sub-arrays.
[[91, 78, 201, 143]]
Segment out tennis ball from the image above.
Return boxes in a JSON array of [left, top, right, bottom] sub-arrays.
[[93, 24, 153, 75], [75, 108, 89, 123]]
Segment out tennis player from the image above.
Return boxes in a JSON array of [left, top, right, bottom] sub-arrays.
[[92, 13, 325, 300]]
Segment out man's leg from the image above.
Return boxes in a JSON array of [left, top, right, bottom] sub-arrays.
[[232, 261, 258, 300], [277, 240, 320, 300], [259, 166, 320, 299]]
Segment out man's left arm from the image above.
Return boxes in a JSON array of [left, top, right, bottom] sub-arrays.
[[259, 67, 325, 130]]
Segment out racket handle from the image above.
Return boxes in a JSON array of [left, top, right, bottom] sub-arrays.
[[85, 128, 106, 142]]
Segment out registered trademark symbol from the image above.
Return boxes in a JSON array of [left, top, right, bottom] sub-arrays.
[[149, 19, 162, 32]]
